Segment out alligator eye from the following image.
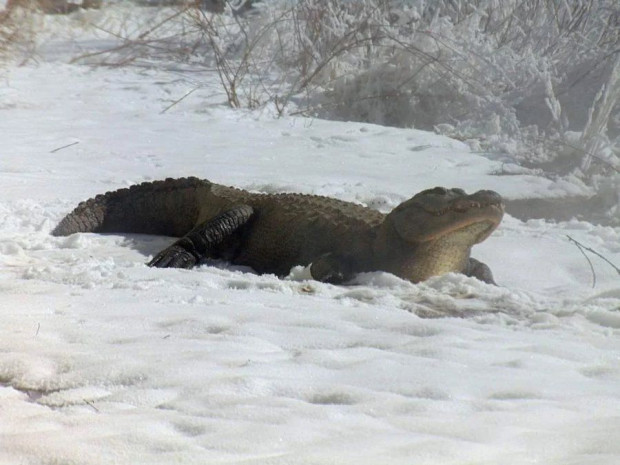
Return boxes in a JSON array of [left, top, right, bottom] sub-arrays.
[[427, 187, 448, 195]]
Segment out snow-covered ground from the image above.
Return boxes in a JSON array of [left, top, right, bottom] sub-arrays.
[[1, 8, 620, 465]]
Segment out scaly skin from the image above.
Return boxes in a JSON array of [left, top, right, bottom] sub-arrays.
[[52, 178, 504, 284]]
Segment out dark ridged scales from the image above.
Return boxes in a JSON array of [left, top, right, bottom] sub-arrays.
[[203, 183, 385, 275], [52, 178, 207, 237], [230, 192, 384, 275]]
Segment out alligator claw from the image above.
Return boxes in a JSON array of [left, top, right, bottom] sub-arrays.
[[148, 245, 197, 269]]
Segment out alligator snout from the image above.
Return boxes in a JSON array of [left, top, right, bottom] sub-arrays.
[[452, 190, 503, 213]]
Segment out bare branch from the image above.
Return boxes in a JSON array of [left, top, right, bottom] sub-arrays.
[[50, 141, 79, 153], [567, 235, 597, 288], [567, 235, 620, 289]]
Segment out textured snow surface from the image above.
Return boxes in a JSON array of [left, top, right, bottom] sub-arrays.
[[1, 36, 620, 465]]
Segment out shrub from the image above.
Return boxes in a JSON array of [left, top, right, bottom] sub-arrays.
[[189, 0, 618, 182]]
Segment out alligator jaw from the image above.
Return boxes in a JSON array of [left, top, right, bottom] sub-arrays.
[[420, 203, 504, 244], [404, 220, 498, 282]]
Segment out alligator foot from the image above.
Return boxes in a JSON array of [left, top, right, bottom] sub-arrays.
[[310, 253, 355, 284], [464, 257, 496, 285], [149, 244, 197, 269]]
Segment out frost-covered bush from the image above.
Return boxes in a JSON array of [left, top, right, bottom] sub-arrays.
[[0, 1, 37, 63], [193, 0, 619, 183]]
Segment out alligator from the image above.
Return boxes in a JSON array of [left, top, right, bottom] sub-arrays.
[[52, 178, 504, 284]]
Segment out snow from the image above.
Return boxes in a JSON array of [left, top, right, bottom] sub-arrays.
[[1, 8, 620, 465]]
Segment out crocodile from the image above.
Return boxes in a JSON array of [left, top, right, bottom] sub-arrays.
[[52, 178, 504, 284]]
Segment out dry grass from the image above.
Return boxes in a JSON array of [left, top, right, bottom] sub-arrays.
[[0, 6, 19, 63]]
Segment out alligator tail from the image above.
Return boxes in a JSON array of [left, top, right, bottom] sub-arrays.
[[52, 177, 211, 237]]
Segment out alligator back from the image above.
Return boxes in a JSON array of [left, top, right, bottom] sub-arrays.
[[222, 191, 385, 275]]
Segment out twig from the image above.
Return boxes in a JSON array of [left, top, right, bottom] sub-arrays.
[[83, 399, 100, 413], [567, 235, 597, 288], [567, 235, 620, 288], [160, 87, 200, 114], [50, 141, 79, 153], [70, 7, 190, 64]]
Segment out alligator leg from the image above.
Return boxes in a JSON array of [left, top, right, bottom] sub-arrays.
[[310, 253, 356, 284], [148, 205, 254, 269], [464, 257, 496, 285]]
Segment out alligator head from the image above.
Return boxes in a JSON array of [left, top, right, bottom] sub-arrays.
[[377, 187, 504, 282], [388, 187, 504, 243]]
